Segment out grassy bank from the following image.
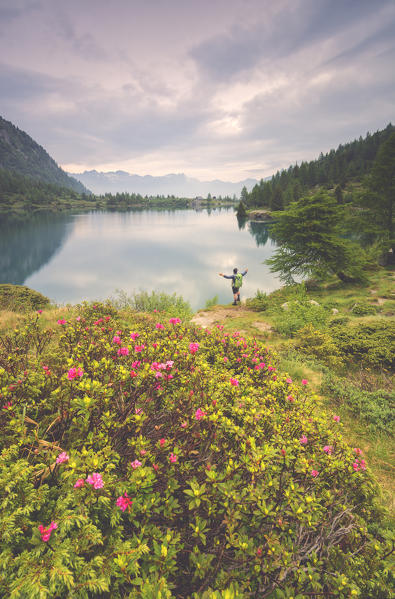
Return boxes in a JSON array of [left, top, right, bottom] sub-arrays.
[[192, 266, 395, 515]]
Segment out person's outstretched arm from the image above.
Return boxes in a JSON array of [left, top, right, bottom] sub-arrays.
[[219, 273, 233, 279], [242, 268, 248, 276]]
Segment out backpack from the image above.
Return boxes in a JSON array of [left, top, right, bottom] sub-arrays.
[[234, 273, 243, 289]]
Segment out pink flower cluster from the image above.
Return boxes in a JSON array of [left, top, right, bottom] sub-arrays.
[[169, 317, 181, 325], [323, 445, 333, 455], [130, 459, 142, 469], [299, 435, 308, 445], [39, 521, 58, 542], [86, 473, 104, 489], [57, 319, 66, 325], [155, 323, 165, 330], [56, 452, 69, 464], [134, 344, 146, 352], [112, 335, 121, 344], [67, 367, 83, 380], [189, 342, 199, 354], [195, 408, 206, 420], [333, 415, 340, 422], [130, 332, 140, 340], [116, 492, 133, 512], [169, 453, 178, 463], [230, 378, 239, 386], [311, 470, 319, 478], [117, 347, 129, 356], [353, 459, 366, 471]]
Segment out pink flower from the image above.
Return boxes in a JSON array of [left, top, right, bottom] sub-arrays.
[[169, 317, 181, 325], [67, 367, 83, 380], [353, 447, 363, 455], [323, 445, 333, 455], [159, 438, 166, 447], [135, 408, 143, 414], [131, 360, 141, 368], [156, 323, 165, 330], [333, 415, 340, 422], [130, 459, 142, 469], [116, 492, 133, 512], [57, 319, 66, 325], [37, 309, 43, 314], [299, 435, 308, 445], [287, 395, 295, 402], [181, 421, 188, 428], [134, 345, 145, 352], [353, 459, 367, 472], [130, 370, 137, 378], [301, 379, 308, 385], [195, 408, 206, 420], [189, 342, 199, 354], [267, 365, 275, 372], [169, 453, 178, 463], [130, 332, 140, 340], [76, 316, 81, 321], [311, 470, 319, 478], [112, 335, 121, 344], [56, 451, 69, 464], [230, 378, 239, 386], [86, 473, 104, 489], [286, 378, 293, 384], [223, 357, 228, 362], [2, 401, 12, 410], [74, 478, 85, 488], [39, 521, 58, 542], [153, 463, 159, 471], [140, 449, 147, 456], [117, 347, 129, 356]]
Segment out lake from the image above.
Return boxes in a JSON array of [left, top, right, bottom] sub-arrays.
[[0, 208, 281, 310]]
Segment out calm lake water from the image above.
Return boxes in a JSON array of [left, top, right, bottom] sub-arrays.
[[0, 208, 281, 310]]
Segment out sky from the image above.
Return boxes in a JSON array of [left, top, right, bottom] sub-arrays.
[[0, 0, 394, 182]]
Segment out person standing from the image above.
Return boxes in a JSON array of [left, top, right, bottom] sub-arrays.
[[219, 267, 248, 305]]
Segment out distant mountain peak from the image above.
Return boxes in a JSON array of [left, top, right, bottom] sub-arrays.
[[70, 169, 258, 197]]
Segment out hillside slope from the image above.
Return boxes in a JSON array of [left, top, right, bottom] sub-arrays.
[[0, 116, 89, 194]]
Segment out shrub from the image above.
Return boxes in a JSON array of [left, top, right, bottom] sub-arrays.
[[245, 290, 269, 311], [351, 302, 379, 316], [272, 300, 329, 337], [110, 289, 193, 320], [292, 324, 343, 369], [321, 372, 395, 434], [0, 284, 50, 312], [331, 320, 395, 370], [0, 304, 393, 598]]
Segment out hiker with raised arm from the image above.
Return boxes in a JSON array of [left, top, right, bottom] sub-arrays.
[[219, 267, 248, 305]]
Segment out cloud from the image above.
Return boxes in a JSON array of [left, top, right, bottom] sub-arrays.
[[0, 0, 394, 180]]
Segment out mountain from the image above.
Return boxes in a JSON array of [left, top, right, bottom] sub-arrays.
[[0, 116, 89, 194], [70, 170, 258, 197]]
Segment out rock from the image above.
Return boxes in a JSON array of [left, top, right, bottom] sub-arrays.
[[281, 302, 289, 310], [309, 300, 320, 306], [331, 308, 339, 314]]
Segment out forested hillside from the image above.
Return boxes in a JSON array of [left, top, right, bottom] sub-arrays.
[[0, 116, 88, 194], [243, 123, 395, 210]]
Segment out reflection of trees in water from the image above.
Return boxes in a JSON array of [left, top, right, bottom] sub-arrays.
[[237, 215, 247, 230], [248, 221, 271, 247], [0, 213, 70, 284]]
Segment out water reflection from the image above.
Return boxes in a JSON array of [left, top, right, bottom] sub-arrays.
[[0, 213, 71, 285], [1, 209, 281, 309]]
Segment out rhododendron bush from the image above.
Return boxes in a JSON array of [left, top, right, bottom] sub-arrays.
[[0, 303, 393, 598]]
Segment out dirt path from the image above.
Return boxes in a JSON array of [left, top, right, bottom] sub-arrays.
[[191, 306, 250, 328]]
